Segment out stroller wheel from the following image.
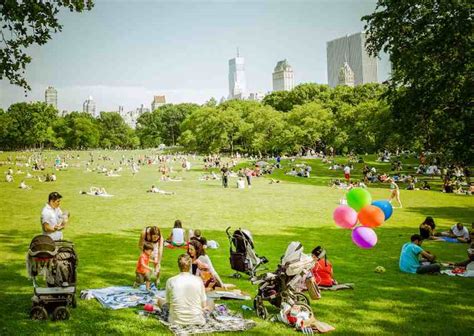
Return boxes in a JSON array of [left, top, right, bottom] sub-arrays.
[[253, 296, 268, 320], [292, 302, 314, 320], [30, 306, 48, 321], [52, 306, 70, 321], [294, 293, 310, 305]]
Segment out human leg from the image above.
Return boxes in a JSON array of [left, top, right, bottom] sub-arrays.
[[416, 264, 441, 274]]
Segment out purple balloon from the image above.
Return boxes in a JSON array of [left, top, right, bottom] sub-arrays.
[[333, 205, 358, 229], [352, 226, 378, 249]]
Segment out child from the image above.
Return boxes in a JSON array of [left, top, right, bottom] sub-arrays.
[[134, 243, 154, 290]]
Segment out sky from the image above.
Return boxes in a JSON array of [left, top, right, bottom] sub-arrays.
[[0, 0, 389, 112]]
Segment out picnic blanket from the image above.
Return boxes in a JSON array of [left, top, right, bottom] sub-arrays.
[[149, 305, 256, 335], [441, 269, 474, 278], [319, 283, 354, 291], [440, 237, 461, 243], [207, 290, 251, 300], [80, 285, 164, 309]]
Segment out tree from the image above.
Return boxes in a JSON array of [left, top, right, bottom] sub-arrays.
[[1, 0, 94, 90], [98, 112, 135, 148], [54, 112, 100, 149], [136, 111, 163, 148], [363, 0, 474, 162], [262, 90, 293, 112]]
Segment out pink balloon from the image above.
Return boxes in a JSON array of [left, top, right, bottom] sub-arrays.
[[352, 226, 378, 249], [333, 205, 358, 229]]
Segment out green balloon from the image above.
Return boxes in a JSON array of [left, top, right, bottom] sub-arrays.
[[347, 188, 372, 212]]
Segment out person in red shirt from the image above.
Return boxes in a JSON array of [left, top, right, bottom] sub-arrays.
[[134, 243, 154, 290], [311, 246, 337, 287]]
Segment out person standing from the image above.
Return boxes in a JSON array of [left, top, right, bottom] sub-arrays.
[[221, 165, 229, 188], [245, 168, 252, 188], [41, 191, 69, 241], [343, 165, 351, 182], [388, 178, 403, 208]]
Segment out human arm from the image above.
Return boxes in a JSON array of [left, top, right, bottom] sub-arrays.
[[421, 250, 435, 262], [200, 255, 225, 288], [138, 230, 145, 250]]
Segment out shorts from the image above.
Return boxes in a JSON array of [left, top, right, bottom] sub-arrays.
[[344, 173, 350, 180], [135, 271, 151, 283]]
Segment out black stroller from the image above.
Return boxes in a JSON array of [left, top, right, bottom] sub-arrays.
[[26, 235, 78, 320], [226, 227, 268, 277]]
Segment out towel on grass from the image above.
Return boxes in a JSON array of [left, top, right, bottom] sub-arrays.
[[319, 283, 354, 291], [80, 285, 164, 309], [441, 237, 461, 243], [441, 269, 474, 278], [149, 307, 256, 335]]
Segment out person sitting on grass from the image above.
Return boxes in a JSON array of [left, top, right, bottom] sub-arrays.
[[134, 243, 154, 291], [187, 240, 226, 291], [166, 220, 186, 247], [421, 181, 431, 190], [157, 254, 209, 325], [438, 223, 471, 243], [419, 216, 443, 241], [19, 180, 31, 190], [311, 246, 336, 287], [190, 229, 207, 247], [399, 234, 440, 274], [446, 243, 474, 269]]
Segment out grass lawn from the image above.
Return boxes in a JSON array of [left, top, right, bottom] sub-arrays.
[[0, 150, 473, 335]]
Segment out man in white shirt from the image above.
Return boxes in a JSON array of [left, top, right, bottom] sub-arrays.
[[158, 254, 208, 325], [445, 223, 471, 243], [41, 192, 69, 241], [343, 165, 351, 181]]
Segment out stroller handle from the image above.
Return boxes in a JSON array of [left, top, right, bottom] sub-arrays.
[[225, 226, 231, 236]]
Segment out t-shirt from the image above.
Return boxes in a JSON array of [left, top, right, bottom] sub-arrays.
[[344, 166, 351, 174], [311, 259, 334, 287], [136, 252, 150, 274], [41, 203, 63, 241], [166, 272, 206, 325], [399, 242, 423, 273], [451, 225, 469, 240], [172, 228, 185, 244]]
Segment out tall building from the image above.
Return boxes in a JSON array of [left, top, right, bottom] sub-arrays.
[[83, 96, 96, 117], [272, 60, 294, 92], [123, 104, 150, 129], [338, 62, 355, 87], [228, 49, 247, 99], [326, 32, 378, 87], [151, 95, 166, 111], [45, 86, 57, 109]]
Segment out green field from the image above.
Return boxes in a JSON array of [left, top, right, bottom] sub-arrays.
[[0, 150, 473, 335]]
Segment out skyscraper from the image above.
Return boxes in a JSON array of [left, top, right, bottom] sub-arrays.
[[228, 49, 247, 99], [272, 60, 294, 92], [327, 32, 378, 87], [45, 86, 57, 109], [83, 96, 96, 117], [338, 62, 355, 87], [151, 95, 166, 111]]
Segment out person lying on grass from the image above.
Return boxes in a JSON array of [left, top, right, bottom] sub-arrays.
[[399, 234, 441, 274], [187, 240, 227, 291], [157, 254, 211, 325], [146, 185, 174, 195]]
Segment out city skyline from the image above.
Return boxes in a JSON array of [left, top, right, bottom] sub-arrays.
[[0, 1, 389, 112]]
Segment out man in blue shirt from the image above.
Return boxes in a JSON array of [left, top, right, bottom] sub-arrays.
[[399, 234, 440, 274]]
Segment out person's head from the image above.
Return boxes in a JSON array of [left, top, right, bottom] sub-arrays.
[[187, 240, 205, 259], [411, 234, 423, 246], [148, 226, 161, 241], [194, 229, 201, 238], [178, 254, 192, 272], [174, 220, 182, 228], [143, 242, 153, 255], [48, 191, 62, 208], [311, 246, 325, 260], [422, 216, 435, 228], [456, 223, 464, 230]]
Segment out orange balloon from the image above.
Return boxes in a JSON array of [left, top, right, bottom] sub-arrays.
[[358, 205, 385, 228]]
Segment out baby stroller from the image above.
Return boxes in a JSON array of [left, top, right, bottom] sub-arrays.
[[251, 242, 320, 319], [26, 235, 78, 320], [226, 227, 268, 278]]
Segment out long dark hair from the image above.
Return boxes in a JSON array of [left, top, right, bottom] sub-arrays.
[[145, 226, 161, 243], [422, 216, 436, 229], [188, 240, 205, 259]]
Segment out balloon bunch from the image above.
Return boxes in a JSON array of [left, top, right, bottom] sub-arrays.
[[333, 188, 393, 249]]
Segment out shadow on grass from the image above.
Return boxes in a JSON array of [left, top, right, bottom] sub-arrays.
[[1, 227, 473, 335]]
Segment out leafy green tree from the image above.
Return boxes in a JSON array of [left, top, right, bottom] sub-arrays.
[[286, 102, 334, 151], [363, 0, 473, 162], [136, 111, 162, 148], [158, 103, 199, 146], [1, 0, 94, 90], [262, 90, 293, 112], [54, 112, 100, 149], [98, 112, 135, 148], [5, 102, 58, 148]]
